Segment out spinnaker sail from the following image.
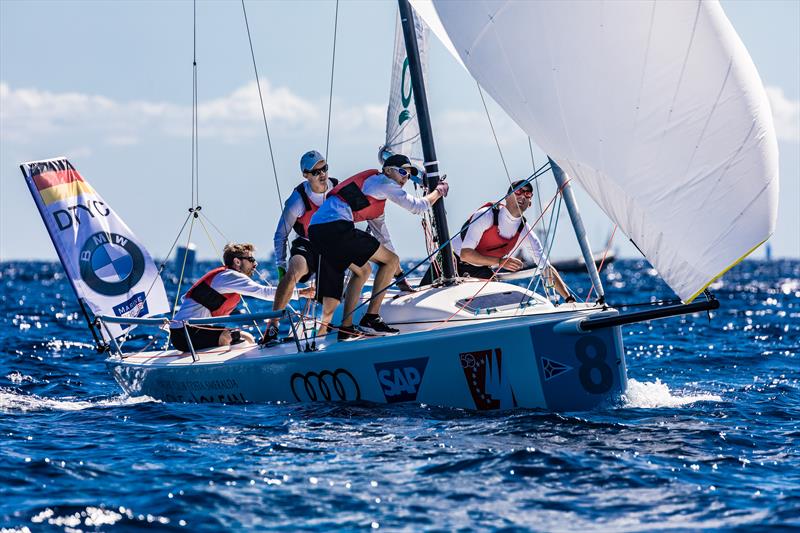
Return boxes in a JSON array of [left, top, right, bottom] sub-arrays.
[[383, 10, 429, 166], [420, 0, 779, 302], [20, 158, 170, 340]]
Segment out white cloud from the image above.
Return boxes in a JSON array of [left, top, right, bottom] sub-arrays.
[[766, 85, 800, 142]]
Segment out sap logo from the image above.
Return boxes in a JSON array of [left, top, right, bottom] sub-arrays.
[[374, 357, 428, 403]]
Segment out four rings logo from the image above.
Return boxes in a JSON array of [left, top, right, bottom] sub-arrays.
[[290, 369, 361, 402]]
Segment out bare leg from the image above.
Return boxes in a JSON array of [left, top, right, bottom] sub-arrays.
[[218, 329, 232, 346], [367, 245, 400, 315], [342, 262, 372, 326], [317, 296, 339, 336], [239, 331, 255, 344]]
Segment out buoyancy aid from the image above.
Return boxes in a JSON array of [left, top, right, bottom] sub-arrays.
[[329, 169, 385, 222], [292, 178, 339, 238], [459, 203, 526, 259], [185, 266, 241, 316]]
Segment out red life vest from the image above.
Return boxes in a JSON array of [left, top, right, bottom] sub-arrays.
[[460, 203, 526, 259], [185, 266, 241, 317], [329, 169, 385, 222], [292, 178, 339, 238]]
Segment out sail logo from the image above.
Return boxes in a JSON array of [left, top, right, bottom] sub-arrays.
[[112, 292, 149, 330], [459, 348, 516, 410], [374, 357, 428, 403], [398, 57, 413, 125], [79, 231, 146, 296]]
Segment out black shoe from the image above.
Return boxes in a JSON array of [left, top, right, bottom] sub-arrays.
[[260, 324, 279, 345], [359, 314, 399, 335], [337, 324, 363, 342]]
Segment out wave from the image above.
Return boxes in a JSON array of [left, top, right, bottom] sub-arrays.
[[620, 378, 722, 408], [0, 389, 157, 413]]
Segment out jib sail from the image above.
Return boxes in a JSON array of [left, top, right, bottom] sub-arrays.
[[20, 157, 169, 340]]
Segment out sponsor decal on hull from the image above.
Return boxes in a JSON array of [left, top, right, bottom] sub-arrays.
[[459, 348, 516, 410], [290, 369, 361, 402], [374, 357, 428, 403]]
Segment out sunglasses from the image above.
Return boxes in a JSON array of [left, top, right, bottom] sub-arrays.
[[237, 256, 257, 263], [391, 166, 419, 177], [514, 189, 533, 199], [304, 164, 328, 176]]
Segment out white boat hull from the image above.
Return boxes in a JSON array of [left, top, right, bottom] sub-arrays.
[[108, 282, 627, 411]]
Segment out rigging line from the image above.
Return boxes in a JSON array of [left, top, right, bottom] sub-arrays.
[[586, 224, 618, 303], [198, 211, 230, 243], [324, 0, 339, 160], [241, 0, 283, 208], [191, 0, 197, 208], [477, 83, 512, 185], [518, 192, 563, 311], [171, 217, 198, 319], [338, 161, 554, 323], [527, 136, 546, 233]]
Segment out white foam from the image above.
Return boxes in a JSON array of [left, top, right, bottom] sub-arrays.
[[0, 389, 157, 413], [620, 378, 721, 408]]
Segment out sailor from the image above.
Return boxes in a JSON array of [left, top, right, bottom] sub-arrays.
[[263, 150, 340, 344], [308, 153, 448, 340], [169, 243, 313, 352], [424, 180, 574, 302]]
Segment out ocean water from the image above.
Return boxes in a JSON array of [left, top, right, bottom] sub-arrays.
[[1, 259, 798, 531]]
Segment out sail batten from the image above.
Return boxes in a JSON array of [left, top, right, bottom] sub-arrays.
[[427, 0, 778, 301]]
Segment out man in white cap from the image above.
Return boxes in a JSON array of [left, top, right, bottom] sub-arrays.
[[264, 150, 342, 343]]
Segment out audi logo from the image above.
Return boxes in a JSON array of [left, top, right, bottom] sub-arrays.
[[290, 369, 361, 402]]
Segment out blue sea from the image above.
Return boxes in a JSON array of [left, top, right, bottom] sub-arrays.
[[1, 259, 798, 530]]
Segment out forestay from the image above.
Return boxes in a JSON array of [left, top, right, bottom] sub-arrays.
[[418, 0, 779, 302], [20, 158, 169, 339]]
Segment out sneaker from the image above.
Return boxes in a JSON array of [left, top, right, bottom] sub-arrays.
[[358, 314, 399, 336], [337, 324, 363, 342], [260, 323, 279, 345]]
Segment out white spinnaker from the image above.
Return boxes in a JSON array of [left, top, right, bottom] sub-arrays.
[[426, 0, 779, 302], [384, 10, 429, 165]]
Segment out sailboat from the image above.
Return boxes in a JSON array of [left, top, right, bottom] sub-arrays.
[[20, 0, 777, 411]]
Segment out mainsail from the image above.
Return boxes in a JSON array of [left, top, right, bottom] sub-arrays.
[[20, 158, 170, 340], [418, 0, 779, 302], [383, 10, 429, 165]]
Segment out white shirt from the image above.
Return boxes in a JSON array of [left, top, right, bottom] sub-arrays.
[[273, 179, 335, 269], [309, 173, 430, 253], [453, 203, 547, 265], [170, 269, 296, 327]]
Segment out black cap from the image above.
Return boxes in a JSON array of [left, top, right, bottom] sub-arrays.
[[508, 179, 533, 194], [383, 154, 412, 168]]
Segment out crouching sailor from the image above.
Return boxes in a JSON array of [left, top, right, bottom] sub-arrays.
[[263, 150, 339, 343], [169, 243, 311, 352], [425, 180, 574, 302], [309, 153, 448, 340]]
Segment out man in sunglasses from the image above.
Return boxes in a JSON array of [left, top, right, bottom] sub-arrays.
[[265, 150, 340, 344], [309, 153, 449, 340], [423, 180, 574, 302], [169, 243, 312, 352]]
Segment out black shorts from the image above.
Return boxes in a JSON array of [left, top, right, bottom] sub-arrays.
[[170, 326, 239, 352], [308, 220, 380, 300], [289, 237, 318, 283]]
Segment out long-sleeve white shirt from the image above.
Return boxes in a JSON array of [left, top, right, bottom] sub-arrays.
[[170, 269, 296, 327], [273, 180, 335, 269], [452, 203, 547, 265], [309, 173, 430, 253]]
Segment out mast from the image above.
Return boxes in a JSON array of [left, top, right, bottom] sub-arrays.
[[549, 158, 605, 304], [397, 0, 456, 283]]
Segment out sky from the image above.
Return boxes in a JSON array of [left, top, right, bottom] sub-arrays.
[[1, 0, 798, 265]]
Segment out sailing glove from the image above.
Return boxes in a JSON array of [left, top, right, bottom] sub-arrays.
[[277, 266, 286, 282]]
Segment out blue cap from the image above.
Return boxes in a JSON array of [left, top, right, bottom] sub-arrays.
[[300, 150, 325, 172]]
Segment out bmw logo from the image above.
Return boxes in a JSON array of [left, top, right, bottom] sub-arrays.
[[79, 232, 145, 296]]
